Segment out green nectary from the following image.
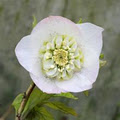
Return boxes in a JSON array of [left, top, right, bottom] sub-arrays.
[[39, 35, 84, 80]]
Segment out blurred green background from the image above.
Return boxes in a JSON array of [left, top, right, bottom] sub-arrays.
[[0, 0, 120, 120]]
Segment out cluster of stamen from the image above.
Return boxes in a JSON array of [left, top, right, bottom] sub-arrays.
[[39, 35, 84, 80], [53, 49, 68, 67]]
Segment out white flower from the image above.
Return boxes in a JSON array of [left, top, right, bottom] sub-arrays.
[[15, 16, 104, 94]]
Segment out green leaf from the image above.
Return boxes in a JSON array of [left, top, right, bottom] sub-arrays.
[[100, 53, 104, 59], [25, 106, 54, 120], [38, 107, 54, 120], [77, 18, 82, 24], [44, 101, 77, 116], [12, 93, 23, 112], [99, 53, 107, 68], [22, 88, 53, 118], [54, 92, 78, 100], [83, 91, 89, 96], [12, 89, 78, 119], [100, 60, 107, 68], [32, 15, 37, 28]]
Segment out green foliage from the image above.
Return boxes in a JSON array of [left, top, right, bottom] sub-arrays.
[[12, 88, 77, 120], [77, 18, 82, 24], [100, 60, 107, 68], [12, 93, 23, 112], [22, 88, 53, 118], [25, 107, 54, 120], [44, 101, 77, 116], [54, 92, 78, 99], [83, 90, 89, 96], [100, 53, 104, 59], [99, 53, 107, 68], [32, 15, 37, 28]]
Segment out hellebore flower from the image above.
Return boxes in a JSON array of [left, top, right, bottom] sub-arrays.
[[15, 16, 104, 93]]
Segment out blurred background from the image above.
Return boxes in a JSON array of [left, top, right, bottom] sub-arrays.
[[0, 0, 120, 120]]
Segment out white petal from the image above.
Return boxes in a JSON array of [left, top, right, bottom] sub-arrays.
[[46, 43, 52, 50], [28, 59, 67, 93], [62, 36, 70, 48], [74, 49, 80, 58], [69, 63, 75, 70], [43, 59, 55, 70], [45, 67, 57, 77], [69, 43, 77, 52], [76, 23, 104, 55], [56, 36, 62, 48], [43, 52, 52, 60], [51, 37, 56, 49], [74, 59, 81, 69], [30, 73, 66, 94], [15, 35, 38, 72], [31, 16, 81, 41], [15, 30, 50, 72], [55, 49, 99, 92]]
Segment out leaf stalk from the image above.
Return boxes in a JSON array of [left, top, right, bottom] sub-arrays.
[[15, 82, 36, 120]]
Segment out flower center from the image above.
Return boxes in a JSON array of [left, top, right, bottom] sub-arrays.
[[39, 35, 84, 80], [53, 49, 68, 67]]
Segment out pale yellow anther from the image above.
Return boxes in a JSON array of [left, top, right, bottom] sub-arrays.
[[53, 49, 68, 67]]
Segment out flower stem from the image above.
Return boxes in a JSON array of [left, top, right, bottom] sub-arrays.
[[16, 82, 36, 120]]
